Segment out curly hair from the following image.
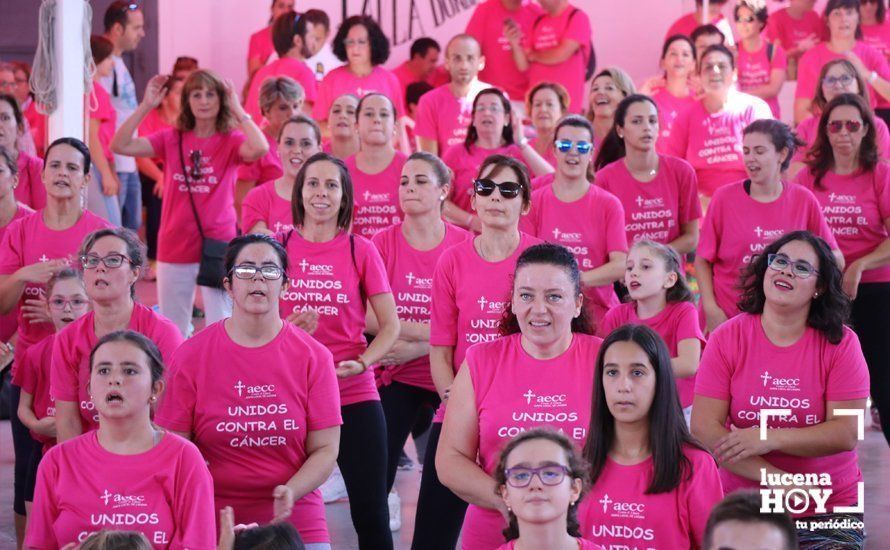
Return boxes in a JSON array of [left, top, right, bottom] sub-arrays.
[[332, 15, 390, 66]]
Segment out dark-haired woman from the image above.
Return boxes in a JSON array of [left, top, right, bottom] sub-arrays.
[[87, 35, 121, 226], [638, 35, 697, 155], [438, 243, 602, 549], [441, 88, 553, 231], [494, 429, 602, 550], [527, 82, 569, 168], [579, 324, 723, 548], [245, 0, 297, 89], [0, 146, 33, 351], [275, 152, 400, 549], [595, 95, 701, 254], [0, 94, 44, 210], [695, 119, 840, 334], [157, 234, 342, 548], [795, 92, 890, 447], [27, 331, 216, 549], [52, 228, 183, 441], [693, 231, 869, 547]]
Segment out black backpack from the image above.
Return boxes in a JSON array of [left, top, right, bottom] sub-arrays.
[[533, 8, 596, 81]]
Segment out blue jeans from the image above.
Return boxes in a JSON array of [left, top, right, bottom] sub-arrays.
[[88, 165, 122, 226], [117, 170, 141, 230]]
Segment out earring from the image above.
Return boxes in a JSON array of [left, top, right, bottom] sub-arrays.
[[813, 292, 820, 299], [150, 396, 157, 403], [439, 195, 446, 201]]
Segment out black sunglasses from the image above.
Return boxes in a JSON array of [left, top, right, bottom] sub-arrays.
[[473, 178, 523, 199]]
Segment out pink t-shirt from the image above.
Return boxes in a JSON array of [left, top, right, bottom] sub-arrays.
[[414, 82, 488, 151], [530, 172, 555, 191], [312, 66, 405, 121], [765, 8, 824, 58], [862, 23, 890, 108], [371, 222, 470, 392], [599, 301, 705, 408], [521, 184, 627, 326], [578, 446, 723, 549], [345, 152, 407, 238], [527, 6, 592, 114], [147, 128, 247, 263], [13, 333, 56, 448], [663, 92, 773, 197], [245, 58, 319, 121], [25, 431, 216, 549], [90, 80, 116, 164], [466, 0, 543, 101], [665, 12, 731, 41], [237, 128, 283, 188], [596, 154, 702, 247], [50, 303, 184, 432], [737, 41, 788, 118], [652, 90, 696, 155], [459, 332, 601, 550], [0, 203, 34, 342], [796, 162, 890, 283], [794, 115, 890, 163], [0, 210, 111, 365], [393, 62, 450, 98], [698, 181, 837, 320], [138, 108, 174, 167], [429, 232, 542, 421], [15, 152, 46, 210], [241, 181, 293, 234], [248, 26, 275, 67], [441, 143, 528, 212], [496, 540, 602, 550], [528, 136, 558, 169], [695, 313, 870, 515], [277, 230, 392, 405], [796, 42, 890, 110], [156, 321, 341, 543]]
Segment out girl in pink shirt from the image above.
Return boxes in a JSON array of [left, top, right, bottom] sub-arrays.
[[52, 228, 183, 441], [157, 234, 342, 547], [695, 119, 841, 334], [242, 115, 321, 235], [734, 2, 788, 119], [0, 94, 45, 210], [438, 243, 602, 550], [580, 324, 723, 549], [795, 93, 890, 447], [692, 231, 869, 546], [638, 35, 697, 156], [345, 93, 408, 238], [441, 88, 553, 232], [523, 115, 626, 327], [854, 0, 890, 126], [245, 0, 296, 91], [600, 241, 705, 421], [111, 69, 269, 337], [86, 36, 121, 227], [595, 95, 702, 254], [586, 68, 635, 147], [0, 146, 33, 347], [27, 330, 217, 549], [416, 155, 541, 549], [324, 93, 360, 159], [526, 82, 568, 168], [765, 0, 824, 71], [276, 153, 400, 549], [494, 429, 603, 550]]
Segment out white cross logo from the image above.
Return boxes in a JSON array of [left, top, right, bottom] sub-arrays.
[[761, 371, 771, 387], [38, 254, 49, 263], [523, 389, 535, 404], [636, 195, 644, 207], [299, 259, 309, 273], [599, 494, 612, 513], [234, 380, 246, 396], [477, 296, 488, 311], [552, 228, 561, 240], [754, 226, 764, 238], [100, 490, 113, 505], [406, 272, 415, 286]]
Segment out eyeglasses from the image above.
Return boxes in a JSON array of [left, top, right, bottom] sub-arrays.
[[504, 465, 570, 488], [80, 254, 132, 270], [767, 253, 819, 279], [475, 104, 505, 114], [554, 139, 593, 154], [231, 264, 285, 280], [48, 297, 89, 310], [119, 3, 139, 12], [822, 74, 855, 88], [827, 120, 863, 134], [702, 62, 731, 74], [735, 15, 756, 23], [344, 38, 369, 47], [473, 178, 523, 199]]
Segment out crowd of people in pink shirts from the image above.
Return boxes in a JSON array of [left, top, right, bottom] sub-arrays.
[[1, 0, 889, 548]]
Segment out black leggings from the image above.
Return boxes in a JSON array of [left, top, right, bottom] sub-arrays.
[[139, 173, 162, 260], [379, 381, 439, 491], [411, 422, 468, 550], [338, 400, 393, 550], [850, 282, 890, 447], [9, 382, 40, 515]]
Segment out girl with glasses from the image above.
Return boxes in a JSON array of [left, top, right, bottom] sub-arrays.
[[596, 95, 702, 255], [734, 1, 787, 119], [695, 119, 840, 334], [52, 228, 183, 441], [795, 92, 890, 448], [579, 324, 723, 548], [693, 231, 869, 547], [494, 429, 601, 550], [522, 115, 626, 328], [437, 243, 600, 549], [157, 234, 342, 549]]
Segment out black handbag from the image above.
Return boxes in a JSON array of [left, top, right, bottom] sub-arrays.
[[178, 131, 228, 289]]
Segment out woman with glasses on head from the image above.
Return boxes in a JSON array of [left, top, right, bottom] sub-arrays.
[[522, 115, 626, 328], [0, 93, 44, 210], [157, 234, 342, 548], [442, 88, 553, 232], [795, 93, 890, 448], [595, 95, 702, 255], [324, 93, 360, 159], [52, 228, 182, 442], [734, 1, 787, 119], [695, 119, 840, 334], [693, 231, 869, 547]]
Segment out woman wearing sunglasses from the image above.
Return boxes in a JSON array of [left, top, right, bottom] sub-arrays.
[[693, 231, 869, 547], [795, 93, 890, 448], [413, 155, 540, 549], [596, 95, 702, 255], [441, 88, 553, 232], [734, 1, 787, 119], [53, 228, 183, 442], [695, 119, 840, 334], [437, 243, 599, 550], [522, 115, 626, 328]]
